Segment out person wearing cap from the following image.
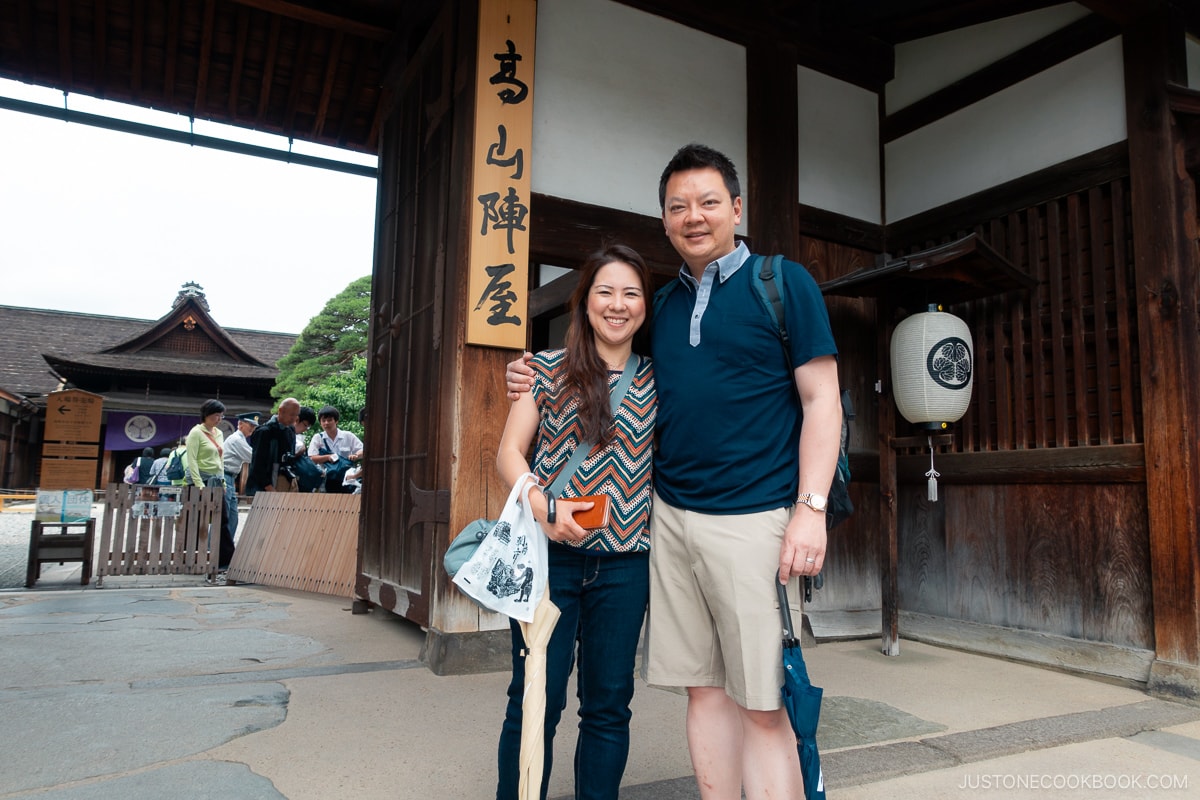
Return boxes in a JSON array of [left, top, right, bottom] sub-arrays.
[[221, 412, 260, 556]]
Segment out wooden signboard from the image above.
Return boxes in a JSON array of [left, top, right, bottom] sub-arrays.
[[42, 443, 99, 459], [43, 389, 103, 443], [40, 388, 104, 490], [40, 459, 100, 491], [465, 0, 536, 350]]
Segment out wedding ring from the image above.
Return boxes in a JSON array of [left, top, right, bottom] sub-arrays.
[[805, 557, 816, 563]]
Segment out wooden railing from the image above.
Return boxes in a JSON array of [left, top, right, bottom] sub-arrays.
[[95, 483, 223, 584]]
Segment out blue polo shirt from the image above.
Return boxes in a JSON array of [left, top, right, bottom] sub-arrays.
[[651, 242, 837, 513]]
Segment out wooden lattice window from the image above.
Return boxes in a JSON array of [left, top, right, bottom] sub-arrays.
[[919, 178, 1141, 452]]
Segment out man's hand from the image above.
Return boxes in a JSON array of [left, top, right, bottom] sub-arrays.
[[778, 508, 826, 583], [506, 351, 536, 401]]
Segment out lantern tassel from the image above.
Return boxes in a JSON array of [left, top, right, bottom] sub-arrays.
[[925, 436, 940, 502]]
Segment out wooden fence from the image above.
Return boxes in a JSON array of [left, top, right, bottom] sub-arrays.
[[226, 492, 360, 598], [96, 483, 224, 584]]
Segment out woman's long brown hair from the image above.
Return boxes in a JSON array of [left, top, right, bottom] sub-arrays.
[[557, 243, 651, 447]]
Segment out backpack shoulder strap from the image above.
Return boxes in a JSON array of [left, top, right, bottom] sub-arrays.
[[749, 254, 790, 367], [652, 279, 679, 319]]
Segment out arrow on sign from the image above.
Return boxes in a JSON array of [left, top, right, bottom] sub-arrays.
[[57, 405, 72, 415]]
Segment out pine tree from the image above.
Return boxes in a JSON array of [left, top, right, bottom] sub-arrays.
[[272, 276, 370, 400], [301, 356, 367, 441]]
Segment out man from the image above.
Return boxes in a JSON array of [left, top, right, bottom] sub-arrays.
[[508, 144, 841, 800], [246, 398, 300, 494], [308, 405, 364, 493], [221, 412, 259, 548], [294, 406, 318, 454]]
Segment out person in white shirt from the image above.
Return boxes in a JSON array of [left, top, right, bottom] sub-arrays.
[[218, 412, 260, 569], [294, 406, 317, 454], [308, 405, 363, 494]]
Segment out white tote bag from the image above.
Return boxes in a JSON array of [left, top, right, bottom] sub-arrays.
[[452, 477, 547, 623]]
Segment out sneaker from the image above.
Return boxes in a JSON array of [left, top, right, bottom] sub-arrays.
[[205, 571, 228, 586]]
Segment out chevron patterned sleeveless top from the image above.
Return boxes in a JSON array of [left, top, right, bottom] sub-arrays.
[[529, 349, 655, 553]]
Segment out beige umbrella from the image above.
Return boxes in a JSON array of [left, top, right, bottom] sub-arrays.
[[517, 590, 561, 800]]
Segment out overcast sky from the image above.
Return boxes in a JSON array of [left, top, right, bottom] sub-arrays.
[[1, 78, 378, 335]]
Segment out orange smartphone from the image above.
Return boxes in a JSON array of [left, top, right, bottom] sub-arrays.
[[570, 494, 611, 529]]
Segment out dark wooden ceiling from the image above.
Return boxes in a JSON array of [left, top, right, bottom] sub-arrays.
[[0, 1, 1179, 156], [0, 0, 441, 155]]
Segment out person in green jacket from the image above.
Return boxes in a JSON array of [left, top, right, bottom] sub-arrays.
[[185, 399, 226, 488]]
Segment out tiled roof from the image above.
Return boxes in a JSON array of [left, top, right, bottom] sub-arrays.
[[0, 305, 297, 399]]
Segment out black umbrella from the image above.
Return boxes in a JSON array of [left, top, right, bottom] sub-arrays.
[[777, 579, 826, 800]]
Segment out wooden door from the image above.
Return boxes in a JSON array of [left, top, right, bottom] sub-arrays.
[[357, 5, 461, 625]]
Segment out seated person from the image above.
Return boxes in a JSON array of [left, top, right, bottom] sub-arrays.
[[308, 405, 364, 494]]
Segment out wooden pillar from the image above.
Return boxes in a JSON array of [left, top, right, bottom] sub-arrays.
[[746, 36, 799, 254], [1124, 9, 1200, 701], [877, 308, 900, 656]]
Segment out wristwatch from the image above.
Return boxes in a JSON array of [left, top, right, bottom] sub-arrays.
[[796, 493, 828, 513]]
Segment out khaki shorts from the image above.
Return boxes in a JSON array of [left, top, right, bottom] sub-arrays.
[[644, 492, 803, 711]]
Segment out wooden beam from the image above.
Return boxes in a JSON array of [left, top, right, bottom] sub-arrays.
[[131, 0, 144, 93], [230, 6, 250, 117], [164, 0, 180, 104], [894, 443, 1146, 484], [826, 0, 1055, 44], [93, 0, 107, 97], [313, 30, 345, 140], [528, 270, 579, 319], [256, 14, 282, 128], [529, 194, 681, 277], [282, 24, 314, 133], [612, 0, 894, 91], [798, 203, 885, 252], [1076, 0, 1165, 27], [226, 0, 394, 42], [882, 14, 1119, 144], [336, 45, 367, 147], [56, 0, 72, 89], [888, 142, 1129, 248], [194, 0, 216, 116]]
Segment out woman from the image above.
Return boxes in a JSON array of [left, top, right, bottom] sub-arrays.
[[186, 399, 236, 572], [494, 244, 656, 800], [185, 398, 227, 489]]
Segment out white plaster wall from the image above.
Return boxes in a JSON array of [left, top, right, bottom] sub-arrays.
[[797, 67, 880, 224], [532, 0, 747, 230], [887, 3, 1090, 113], [1188, 34, 1200, 90], [886, 37, 1126, 222]]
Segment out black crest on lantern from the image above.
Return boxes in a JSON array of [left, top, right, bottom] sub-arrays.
[[927, 337, 972, 390]]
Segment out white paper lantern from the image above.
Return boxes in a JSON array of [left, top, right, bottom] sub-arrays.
[[890, 306, 973, 430]]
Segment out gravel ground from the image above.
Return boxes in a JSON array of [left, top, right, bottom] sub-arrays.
[[0, 501, 247, 589]]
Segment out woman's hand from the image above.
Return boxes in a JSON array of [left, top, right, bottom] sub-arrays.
[[525, 490, 591, 543]]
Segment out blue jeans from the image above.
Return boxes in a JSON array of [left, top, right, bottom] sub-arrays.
[[496, 545, 649, 800], [224, 475, 239, 539]]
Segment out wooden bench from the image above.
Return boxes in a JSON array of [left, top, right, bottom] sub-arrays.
[[26, 519, 95, 587], [0, 493, 36, 512]]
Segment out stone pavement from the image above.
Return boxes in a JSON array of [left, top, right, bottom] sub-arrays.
[[2, 564, 1199, 799]]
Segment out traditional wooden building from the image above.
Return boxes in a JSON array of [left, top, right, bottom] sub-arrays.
[[0, 283, 295, 487], [1, 1, 1198, 701]]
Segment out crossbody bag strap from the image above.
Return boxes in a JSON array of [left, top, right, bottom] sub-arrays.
[[201, 429, 224, 457], [547, 355, 639, 496]]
